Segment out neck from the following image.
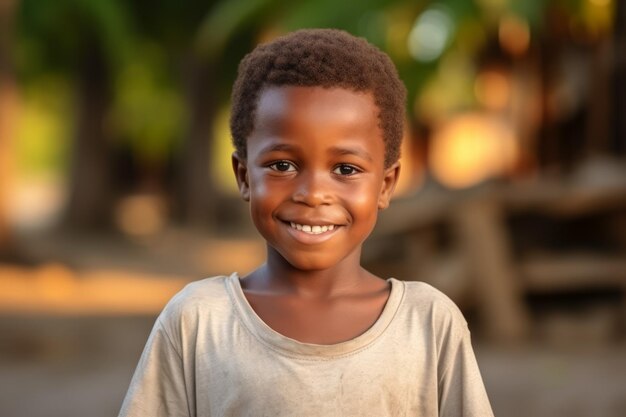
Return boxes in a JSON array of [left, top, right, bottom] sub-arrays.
[[246, 245, 371, 298]]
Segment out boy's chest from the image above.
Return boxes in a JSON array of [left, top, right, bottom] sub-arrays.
[[243, 292, 389, 344], [189, 313, 439, 417]]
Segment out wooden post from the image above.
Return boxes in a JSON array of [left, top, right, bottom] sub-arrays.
[[613, 0, 626, 154], [452, 197, 530, 343]]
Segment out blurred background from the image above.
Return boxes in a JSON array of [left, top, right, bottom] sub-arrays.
[[1, 0, 625, 416]]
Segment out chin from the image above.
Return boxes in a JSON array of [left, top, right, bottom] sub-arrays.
[[279, 251, 344, 272], [287, 256, 338, 272]]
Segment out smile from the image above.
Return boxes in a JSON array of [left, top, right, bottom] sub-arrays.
[[289, 222, 335, 234]]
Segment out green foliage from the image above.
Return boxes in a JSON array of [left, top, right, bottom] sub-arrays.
[[16, 0, 135, 77], [280, 0, 391, 34], [14, 0, 609, 181], [110, 43, 185, 164], [16, 78, 72, 177], [509, 0, 545, 29], [195, 0, 276, 59]]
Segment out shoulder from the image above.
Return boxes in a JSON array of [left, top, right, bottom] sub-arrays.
[[397, 280, 469, 333], [158, 275, 233, 328], [166, 274, 231, 308]]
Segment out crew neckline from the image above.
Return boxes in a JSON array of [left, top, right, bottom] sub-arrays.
[[224, 272, 405, 358]]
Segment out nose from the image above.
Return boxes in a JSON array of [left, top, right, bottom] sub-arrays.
[[291, 170, 332, 207]]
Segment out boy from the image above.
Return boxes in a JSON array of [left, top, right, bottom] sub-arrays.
[[119, 29, 494, 417]]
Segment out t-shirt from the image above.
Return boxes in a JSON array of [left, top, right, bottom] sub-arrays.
[[119, 273, 494, 417]]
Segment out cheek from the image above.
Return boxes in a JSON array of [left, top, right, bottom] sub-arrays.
[[250, 184, 268, 203], [248, 176, 280, 220], [248, 172, 277, 205], [343, 181, 382, 217]]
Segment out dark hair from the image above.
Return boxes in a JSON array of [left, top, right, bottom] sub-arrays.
[[230, 28, 406, 168]]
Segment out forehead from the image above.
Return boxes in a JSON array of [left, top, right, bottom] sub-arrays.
[[256, 86, 379, 122], [250, 86, 384, 155]]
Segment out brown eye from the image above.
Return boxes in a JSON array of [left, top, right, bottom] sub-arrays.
[[333, 164, 359, 175], [269, 161, 296, 172]]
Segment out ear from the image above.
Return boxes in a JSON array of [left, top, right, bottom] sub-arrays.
[[378, 161, 400, 210], [232, 151, 250, 202]]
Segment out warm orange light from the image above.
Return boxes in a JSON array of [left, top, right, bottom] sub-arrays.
[[475, 69, 511, 110], [393, 125, 424, 196], [195, 239, 265, 276], [429, 113, 518, 188], [499, 15, 530, 56], [34, 263, 77, 303], [115, 194, 167, 238], [0, 263, 191, 315]]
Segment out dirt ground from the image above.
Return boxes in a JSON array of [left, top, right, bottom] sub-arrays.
[[1, 315, 625, 417], [1, 230, 625, 416]]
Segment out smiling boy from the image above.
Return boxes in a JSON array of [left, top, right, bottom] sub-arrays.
[[119, 29, 494, 417]]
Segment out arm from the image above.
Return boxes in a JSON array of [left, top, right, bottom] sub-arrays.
[[118, 317, 192, 417], [437, 325, 494, 417]]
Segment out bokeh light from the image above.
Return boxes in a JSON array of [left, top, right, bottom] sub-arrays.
[[429, 113, 518, 188], [499, 14, 530, 56], [407, 4, 454, 62], [1, 1, 625, 416], [474, 67, 511, 110]]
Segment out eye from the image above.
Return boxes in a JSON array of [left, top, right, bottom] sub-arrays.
[[333, 164, 360, 176], [268, 161, 296, 172]]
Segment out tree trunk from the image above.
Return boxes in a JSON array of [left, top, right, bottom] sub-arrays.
[[0, 0, 18, 254], [64, 43, 113, 228], [613, 0, 626, 154], [537, 7, 562, 172], [176, 55, 219, 228]]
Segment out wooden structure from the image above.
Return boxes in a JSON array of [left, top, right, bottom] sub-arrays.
[[365, 159, 626, 343]]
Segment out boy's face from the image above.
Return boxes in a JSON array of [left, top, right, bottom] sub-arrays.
[[232, 86, 399, 271]]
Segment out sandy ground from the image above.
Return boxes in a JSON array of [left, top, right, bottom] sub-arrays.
[[1, 315, 626, 417], [2, 229, 625, 416]]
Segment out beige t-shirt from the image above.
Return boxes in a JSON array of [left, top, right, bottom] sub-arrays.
[[119, 273, 494, 417]]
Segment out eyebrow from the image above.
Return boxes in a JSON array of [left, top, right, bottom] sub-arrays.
[[256, 142, 374, 163], [257, 143, 298, 155], [328, 146, 374, 162]]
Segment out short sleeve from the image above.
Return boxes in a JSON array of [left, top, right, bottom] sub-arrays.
[[437, 325, 494, 417], [118, 317, 191, 417]]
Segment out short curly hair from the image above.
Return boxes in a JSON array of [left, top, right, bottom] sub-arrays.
[[230, 28, 406, 168]]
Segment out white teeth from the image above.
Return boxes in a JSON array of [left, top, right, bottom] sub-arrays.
[[288, 222, 337, 234]]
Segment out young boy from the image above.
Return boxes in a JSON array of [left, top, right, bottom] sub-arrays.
[[119, 29, 494, 417]]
